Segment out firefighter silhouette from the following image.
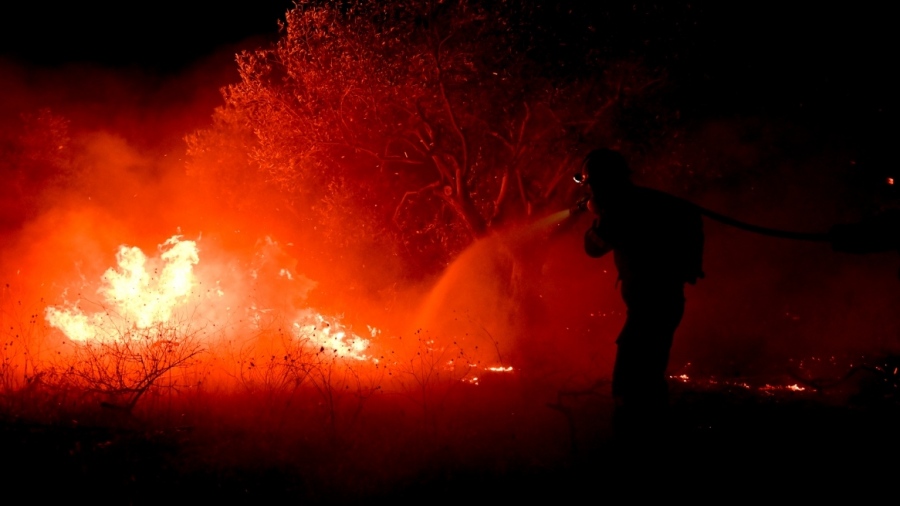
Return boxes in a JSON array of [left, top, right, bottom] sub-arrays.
[[575, 150, 899, 434], [580, 149, 704, 422]]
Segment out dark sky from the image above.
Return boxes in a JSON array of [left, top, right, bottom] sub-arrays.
[[1, 2, 890, 111], [0, 1, 294, 71], [586, 3, 892, 141], [0, 1, 892, 164]]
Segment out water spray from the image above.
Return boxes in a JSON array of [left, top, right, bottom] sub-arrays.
[[523, 174, 594, 234]]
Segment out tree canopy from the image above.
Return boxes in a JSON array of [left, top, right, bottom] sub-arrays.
[[187, 0, 664, 272]]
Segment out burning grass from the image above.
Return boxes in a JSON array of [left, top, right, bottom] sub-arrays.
[[2, 221, 899, 501], [0, 232, 532, 434]]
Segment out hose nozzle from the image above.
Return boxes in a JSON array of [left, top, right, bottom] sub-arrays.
[[570, 195, 590, 215]]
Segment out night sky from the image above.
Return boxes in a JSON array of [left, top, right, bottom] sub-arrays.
[[0, 1, 293, 70], [1, 2, 891, 134]]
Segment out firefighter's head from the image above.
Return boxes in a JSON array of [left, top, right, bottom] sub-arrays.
[[579, 149, 632, 205]]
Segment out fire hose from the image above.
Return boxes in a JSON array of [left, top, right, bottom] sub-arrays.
[[691, 205, 831, 242], [570, 190, 900, 269], [570, 193, 829, 242]]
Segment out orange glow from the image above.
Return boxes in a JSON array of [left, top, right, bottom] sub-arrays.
[[3, 3, 896, 496], [45, 234, 375, 365], [673, 373, 808, 394], [46, 236, 200, 343]]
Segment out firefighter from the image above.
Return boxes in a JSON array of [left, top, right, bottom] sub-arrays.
[[581, 149, 704, 429]]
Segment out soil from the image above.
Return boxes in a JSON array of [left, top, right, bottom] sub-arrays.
[[2, 376, 898, 503]]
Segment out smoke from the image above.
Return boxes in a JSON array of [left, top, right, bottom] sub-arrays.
[[3, 34, 898, 404], [0, 5, 893, 460], [0, 48, 512, 381], [0, 53, 270, 355]]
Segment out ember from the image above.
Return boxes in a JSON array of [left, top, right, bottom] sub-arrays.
[[670, 372, 810, 396]]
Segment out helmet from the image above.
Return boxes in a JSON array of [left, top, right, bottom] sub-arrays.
[[579, 149, 631, 188]]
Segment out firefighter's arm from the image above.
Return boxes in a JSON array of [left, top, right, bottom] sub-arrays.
[[584, 219, 612, 258]]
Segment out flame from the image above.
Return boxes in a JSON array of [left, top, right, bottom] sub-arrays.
[[101, 236, 199, 328], [671, 373, 807, 394], [46, 236, 199, 343], [45, 234, 375, 362], [292, 311, 372, 361]]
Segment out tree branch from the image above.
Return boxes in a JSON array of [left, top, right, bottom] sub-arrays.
[[392, 180, 441, 227]]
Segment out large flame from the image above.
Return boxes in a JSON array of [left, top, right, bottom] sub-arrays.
[[45, 234, 374, 362], [46, 236, 200, 343]]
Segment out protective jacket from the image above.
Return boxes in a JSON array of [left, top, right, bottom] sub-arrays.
[[584, 185, 704, 407], [584, 186, 704, 286]]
